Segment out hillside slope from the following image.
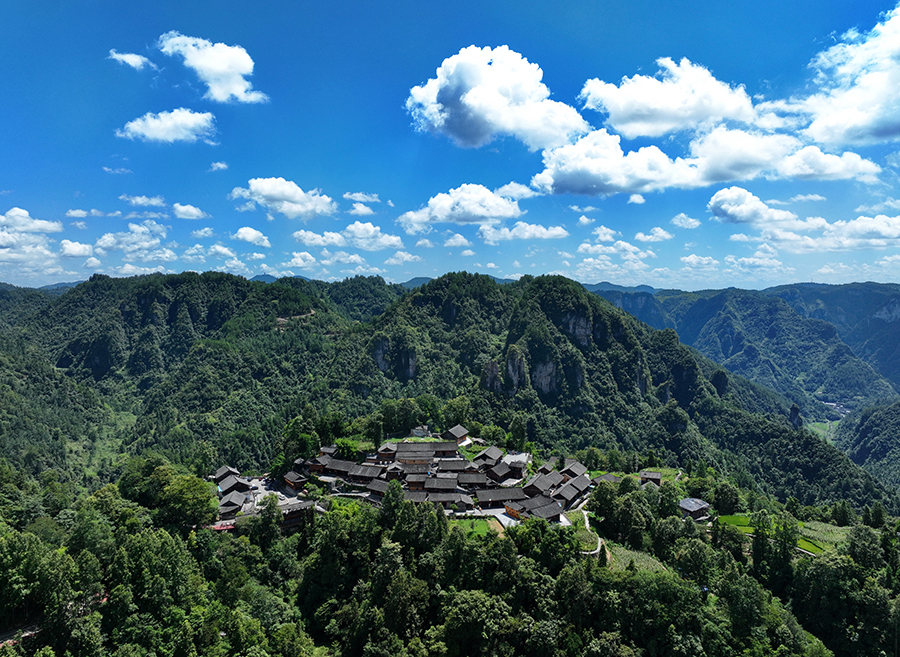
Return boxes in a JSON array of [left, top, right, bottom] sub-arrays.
[[0, 271, 893, 509]]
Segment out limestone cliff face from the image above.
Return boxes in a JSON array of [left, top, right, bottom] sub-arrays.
[[372, 336, 391, 373], [561, 311, 592, 349], [505, 348, 528, 394], [370, 334, 417, 381], [531, 360, 558, 396]]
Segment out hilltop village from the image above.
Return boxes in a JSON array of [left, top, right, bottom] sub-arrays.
[[211, 424, 709, 528]]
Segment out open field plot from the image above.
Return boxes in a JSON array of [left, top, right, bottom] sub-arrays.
[[608, 543, 668, 573], [566, 509, 600, 551], [450, 516, 503, 537], [799, 521, 850, 551]]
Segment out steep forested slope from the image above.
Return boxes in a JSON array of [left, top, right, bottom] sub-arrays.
[[0, 271, 894, 510], [596, 287, 898, 416], [834, 400, 900, 488], [764, 281, 900, 391]]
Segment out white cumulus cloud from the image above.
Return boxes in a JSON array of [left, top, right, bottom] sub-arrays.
[[444, 233, 471, 248], [120, 194, 165, 207], [385, 251, 421, 265], [681, 254, 720, 269], [293, 222, 403, 251], [108, 49, 157, 71], [478, 221, 569, 245], [671, 213, 701, 229], [348, 203, 375, 216], [232, 226, 270, 247], [581, 57, 755, 138], [60, 240, 93, 257], [158, 31, 268, 103], [173, 203, 209, 219], [635, 227, 673, 242], [343, 192, 380, 203], [398, 183, 523, 234], [230, 177, 337, 219], [407, 45, 590, 151], [1, 208, 63, 233], [116, 108, 216, 144]]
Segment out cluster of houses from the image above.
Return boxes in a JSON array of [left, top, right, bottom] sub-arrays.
[[213, 423, 713, 525], [282, 424, 705, 524]]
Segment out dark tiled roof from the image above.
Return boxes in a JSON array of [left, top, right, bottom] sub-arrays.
[[458, 473, 489, 486], [475, 446, 503, 462], [435, 459, 468, 472], [367, 479, 390, 494], [403, 491, 428, 503], [425, 477, 458, 491], [561, 461, 588, 479], [680, 498, 710, 513], [476, 487, 527, 504], [442, 424, 469, 440], [284, 471, 307, 484], [593, 473, 621, 484], [349, 464, 383, 479], [219, 490, 247, 510], [488, 462, 512, 480], [214, 466, 240, 482]]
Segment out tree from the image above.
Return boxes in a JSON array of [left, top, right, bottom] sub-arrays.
[[510, 415, 527, 452], [713, 481, 740, 515], [157, 475, 218, 529]]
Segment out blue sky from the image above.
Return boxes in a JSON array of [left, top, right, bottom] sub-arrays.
[[4, 1, 900, 289]]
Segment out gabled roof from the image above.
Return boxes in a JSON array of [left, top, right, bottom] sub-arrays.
[[593, 473, 621, 485], [284, 471, 307, 484], [476, 487, 527, 504], [428, 492, 474, 506], [403, 491, 428, 503], [487, 462, 513, 482], [325, 459, 356, 474], [435, 458, 468, 472], [219, 490, 247, 511], [367, 479, 390, 494], [679, 497, 710, 513], [214, 465, 240, 482], [525, 471, 564, 492], [349, 464, 383, 479], [218, 475, 250, 493], [553, 474, 591, 503], [561, 460, 588, 479], [402, 463, 432, 475], [378, 443, 398, 453], [475, 446, 503, 462], [425, 477, 458, 491], [442, 424, 469, 440], [458, 472, 489, 486], [640, 470, 662, 480]]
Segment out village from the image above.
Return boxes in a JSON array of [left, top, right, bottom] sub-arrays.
[[209, 424, 711, 530]]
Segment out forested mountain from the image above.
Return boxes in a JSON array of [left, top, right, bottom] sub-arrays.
[[0, 271, 890, 513], [594, 286, 899, 417], [764, 282, 900, 391], [834, 400, 900, 488], [3, 271, 900, 656]]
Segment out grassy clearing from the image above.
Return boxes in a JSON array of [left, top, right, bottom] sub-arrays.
[[796, 538, 824, 554], [718, 516, 842, 553], [451, 517, 502, 537], [607, 543, 668, 573], [799, 521, 850, 551], [807, 421, 839, 444], [566, 509, 600, 551]]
